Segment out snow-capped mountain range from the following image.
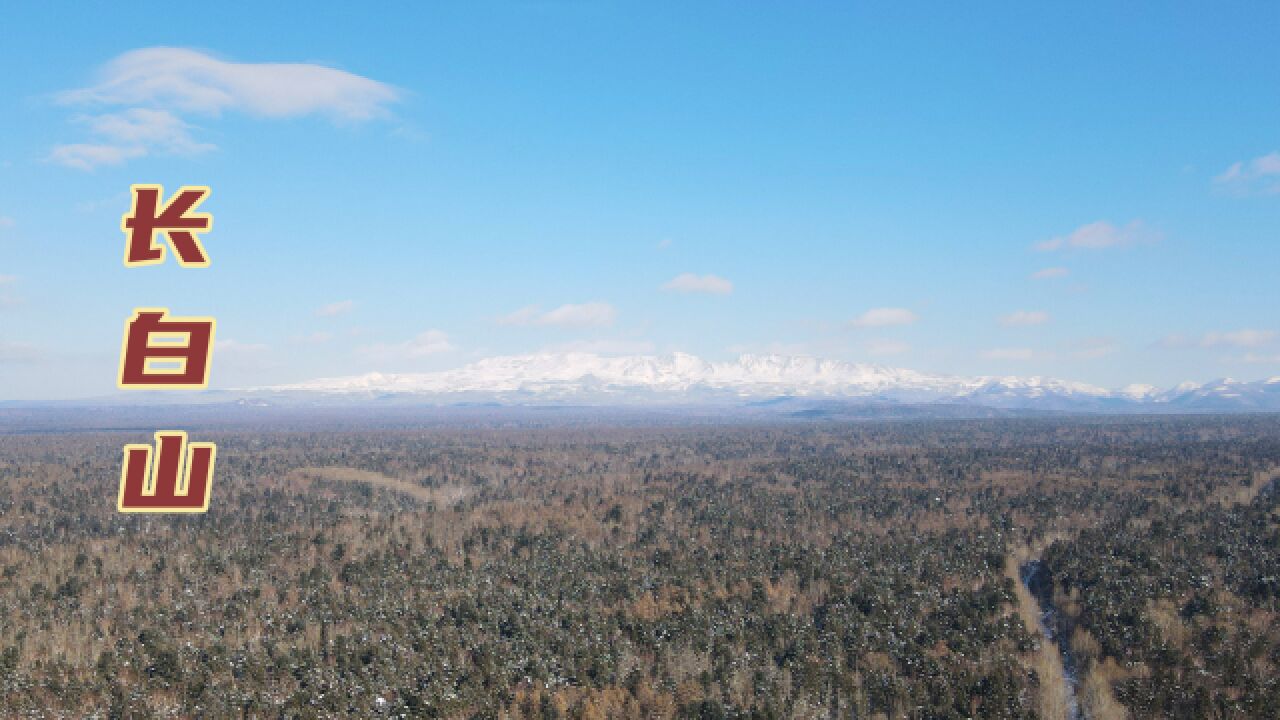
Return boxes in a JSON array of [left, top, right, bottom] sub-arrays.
[[254, 352, 1280, 413]]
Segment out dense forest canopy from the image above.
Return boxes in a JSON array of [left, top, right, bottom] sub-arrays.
[[0, 415, 1277, 718]]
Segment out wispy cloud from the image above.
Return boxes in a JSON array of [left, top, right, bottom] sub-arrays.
[[1073, 337, 1118, 360], [1201, 329, 1276, 348], [292, 331, 334, 345], [0, 275, 19, 308], [1157, 329, 1277, 349], [1242, 352, 1280, 365], [49, 143, 146, 170], [0, 341, 40, 363], [52, 47, 400, 169], [981, 347, 1036, 361], [50, 108, 215, 169], [359, 329, 454, 359], [1203, 327, 1274, 348], [1215, 152, 1280, 195], [1000, 310, 1050, 327], [1031, 267, 1069, 280], [849, 307, 918, 328], [59, 47, 400, 119], [1035, 220, 1158, 252], [315, 300, 354, 317], [498, 302, 616, 328], [0, 216, 13, 229], [660, 273, 733, 295]]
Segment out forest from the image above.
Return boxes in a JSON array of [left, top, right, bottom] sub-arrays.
[[0, 413, 1277, 718]]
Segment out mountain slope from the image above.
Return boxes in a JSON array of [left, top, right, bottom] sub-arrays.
[[252, 352, 1280, 412]]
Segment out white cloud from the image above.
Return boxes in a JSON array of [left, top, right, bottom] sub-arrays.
[[498, 302, 616, 328], [401, 330, 455, 357], [48, 143, 146, 170], [0, 341, 40, 363], [1201, 329, 1276, 348], [1073, 337, 1118, 360], [316, 300, 354, 317], [981, 347, 1035, 361], [656, 238, 673, 250], [849, 307, 918, 328], [292, 331, 334, 344], [95, 108, 211, 151], [497, 306, 542, 326], [1031, 267, 1069, 280], [50, 109, 213, 170], [660, 273, 734, 295], [1215, 152, 1280, 194], [866, 338, 910, 356], [1158, 328, 1277, 349], [1035, 220, 1157, 252], [360, 330, 455, 359], [1000, 310, 1050, 327], [540, 302, 617, 327], [0, 275, 19, 308], [1242, 352, 1280, 364], [53, 47, 399, 169], [1155, 333, 1193, 349], [60, 47, 399, 120]]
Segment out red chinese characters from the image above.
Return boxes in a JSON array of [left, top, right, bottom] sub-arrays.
[[118, 309, 216, 389], [118, 432, 216, 513], [121, 184, 213, 267], [117, 185, 219, 512]]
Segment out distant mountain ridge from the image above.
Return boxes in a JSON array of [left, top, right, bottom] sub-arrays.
[[254, 352, 1280, 412]]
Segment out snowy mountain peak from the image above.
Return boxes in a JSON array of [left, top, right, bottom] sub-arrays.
[[1119, 383, 1160, 400], [252, 352, 1280, 412]]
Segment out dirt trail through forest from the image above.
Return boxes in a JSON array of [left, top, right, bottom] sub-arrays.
[[286, 466, 471, 505]]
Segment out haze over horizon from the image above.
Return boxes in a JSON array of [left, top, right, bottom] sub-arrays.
[[2, 3, 1279, 400]]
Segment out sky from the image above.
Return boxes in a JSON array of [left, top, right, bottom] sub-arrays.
[[1, 2, 1279, 400]]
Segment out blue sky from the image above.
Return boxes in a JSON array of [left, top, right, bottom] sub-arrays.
[[1, 2, 1278, 400]]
